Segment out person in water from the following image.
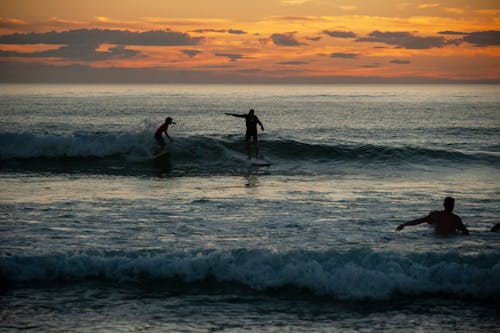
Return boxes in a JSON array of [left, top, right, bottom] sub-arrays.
[[154, 117, 175, 154], [225, 109, 264, 159], [396, 197, 469, 235]]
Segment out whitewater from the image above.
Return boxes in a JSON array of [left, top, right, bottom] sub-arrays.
[[1, 84, 499, 332]]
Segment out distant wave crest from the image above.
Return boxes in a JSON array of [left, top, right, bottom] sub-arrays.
[[1, 131, 497, 166]]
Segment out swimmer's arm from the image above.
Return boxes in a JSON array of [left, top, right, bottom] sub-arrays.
[[396, 215, 431, 232]]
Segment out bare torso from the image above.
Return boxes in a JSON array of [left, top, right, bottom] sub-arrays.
[[427, 211, 464, 235]]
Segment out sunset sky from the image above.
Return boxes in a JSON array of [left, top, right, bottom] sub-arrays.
[[0, 0, 499, 83]]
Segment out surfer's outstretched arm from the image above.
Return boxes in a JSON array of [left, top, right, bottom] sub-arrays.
[[396, 216, 430, 232], [225, 113, 246, 118]]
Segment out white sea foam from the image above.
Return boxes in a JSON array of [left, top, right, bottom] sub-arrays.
[[2, 248, 498, 300]]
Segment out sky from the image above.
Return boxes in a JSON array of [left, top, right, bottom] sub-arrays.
[[0, 0, 499, 83]]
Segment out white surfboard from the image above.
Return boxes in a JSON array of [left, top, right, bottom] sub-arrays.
[[152, 150, 170, 160], [250, 158, 272, 167]]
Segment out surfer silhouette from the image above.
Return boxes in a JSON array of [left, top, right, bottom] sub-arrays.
[[225, 109, 264, 159], [396, 197, 469, 235], [154, 117, 175, 155]]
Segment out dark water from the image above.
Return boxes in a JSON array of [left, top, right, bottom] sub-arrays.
[[1, 84, 499, 332]]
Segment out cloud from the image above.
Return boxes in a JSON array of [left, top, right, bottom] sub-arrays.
[[305, 36, 321, 41], [192, 29, 226, 33], [0, 50, 21, 57], [390, 59, 411, 64], [463, 30, 500, 47], [191, 29, 247, 35], [0, 17, 28, 29], [435, 30, 499, 47], [2, 61, 498, 84], [0, 28, 203, 46], [444, 7, 465, 15], [357, 31, 450, 49], [0, 44, 141, 61], [228, 29, 247, 35], [214, 52, 243, 61], [439, 31, 467, 35], [277, 61, 309, 65], [180, 49, 202, 58], [330, 53, 358, 59], [270, 33, 302, 46], [323, 30, 356, 38], [418, 3, 440, 9]]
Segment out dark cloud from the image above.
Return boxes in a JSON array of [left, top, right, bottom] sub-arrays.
[[270, 33, 302, 46], [305, 36, 322, 41], [330, 52, 358, 59], [180, 49, 202, 58], [439, 31, 467, 35], [357, 31, 449, 49], [0, 28, 203, 46], [191, 29, 247, 35], [192, 29, 226, 33], [228, 29, 247, 35], [0, 28, 202, 61], [214, 52, 243, 61], [0, 50, 19, 57], [463, 30, 500, 47], [0, 44, 141, 60], [390, 59, 411, 64], [323, 30, 357, 38], [2, 61, 498, 84], [277, 61, 309, 65]]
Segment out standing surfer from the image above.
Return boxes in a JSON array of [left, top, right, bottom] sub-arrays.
[[154, 117, 175, 154], [226, 109, 264, 159]]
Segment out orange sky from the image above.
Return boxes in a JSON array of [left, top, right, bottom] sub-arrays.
[[0, 0, 499, 83]]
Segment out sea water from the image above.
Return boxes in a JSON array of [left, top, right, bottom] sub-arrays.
[[0, 84, 499, 332]]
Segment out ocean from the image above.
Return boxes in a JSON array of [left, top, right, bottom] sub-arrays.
[[1, 84, 499, 332]]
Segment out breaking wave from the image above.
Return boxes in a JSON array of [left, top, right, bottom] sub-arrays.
[[1, 248, 498, 301]]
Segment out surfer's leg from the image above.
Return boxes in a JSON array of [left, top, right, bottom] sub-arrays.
[[155, 137, 166, 154], [254, 139, 259, 159], [245, 141, 251, 159], [154, 144, 164, 155], [245, 131, 251, 159]]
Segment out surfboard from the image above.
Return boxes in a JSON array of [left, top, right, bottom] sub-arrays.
[[250, 159, 272, 167], [153, 150, 170, 160]]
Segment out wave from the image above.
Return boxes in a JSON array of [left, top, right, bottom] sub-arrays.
[[263, 139, 499, 164], [1, 131, 498, 163], [1, 248, 498, 301], [0, 131, 153, 159]]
